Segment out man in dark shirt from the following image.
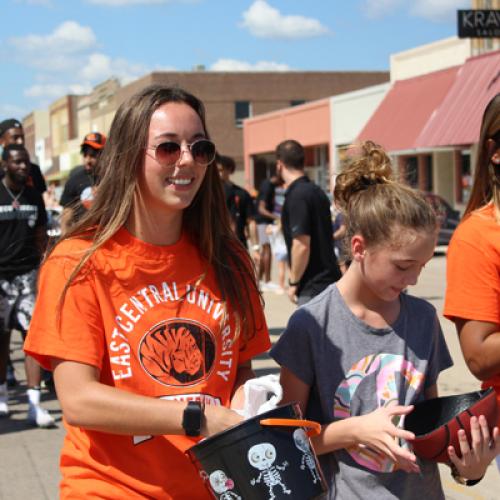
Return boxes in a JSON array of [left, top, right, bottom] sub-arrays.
[[216, 154, 256, 249], [59, 131, 106, 234], [0, 118, 46, 195], [0, 145, 54, 427], [254, 175, 281, 287], [277, 139, 341, 305]]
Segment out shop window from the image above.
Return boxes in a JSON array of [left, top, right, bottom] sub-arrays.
[[235, 101, 251, 127], [460, 152, 472, 204], [406, 157, 418, 188], [424, 155, 433, 192]]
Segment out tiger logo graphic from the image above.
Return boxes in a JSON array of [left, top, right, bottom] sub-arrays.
[[139, 319, 216, 386]]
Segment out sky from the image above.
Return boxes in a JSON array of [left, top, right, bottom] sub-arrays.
[[0, 0, 472, 120]]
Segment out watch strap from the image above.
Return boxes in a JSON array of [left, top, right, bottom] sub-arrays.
[[182, 401, 204, 437]]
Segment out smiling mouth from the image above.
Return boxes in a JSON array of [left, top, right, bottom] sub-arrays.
[[166, 176, 193, 186]]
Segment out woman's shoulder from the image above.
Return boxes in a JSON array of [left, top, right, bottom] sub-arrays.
[[456, 205, 497, 236]]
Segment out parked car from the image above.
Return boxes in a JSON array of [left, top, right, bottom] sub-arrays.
[[422, 192, 461, 246]]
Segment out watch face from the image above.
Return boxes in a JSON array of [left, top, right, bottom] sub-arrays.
[[183, 401, 202, 436]]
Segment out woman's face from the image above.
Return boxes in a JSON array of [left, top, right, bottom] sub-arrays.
[[138, 101, 208, 215]]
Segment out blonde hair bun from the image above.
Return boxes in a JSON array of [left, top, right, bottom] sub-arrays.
[[334, 140, 393, 211]]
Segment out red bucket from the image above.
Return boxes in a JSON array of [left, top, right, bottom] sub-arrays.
[[187, 403, 327, 499], [403, 388, 498, 463]]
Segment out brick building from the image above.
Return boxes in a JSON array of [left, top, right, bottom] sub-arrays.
[[117, 70, 389, 180]]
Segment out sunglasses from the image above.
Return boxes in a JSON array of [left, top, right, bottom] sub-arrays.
[[148, 139, 216, 167]]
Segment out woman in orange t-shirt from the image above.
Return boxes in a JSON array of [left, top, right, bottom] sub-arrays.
[[24, 85, 271, 498], [444, 93, 500, 470]]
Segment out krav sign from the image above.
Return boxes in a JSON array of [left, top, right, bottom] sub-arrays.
[[458, 10, 500, 38]]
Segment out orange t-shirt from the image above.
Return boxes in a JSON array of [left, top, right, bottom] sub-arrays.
[[444, 204, 500, 408], [24, 227, 270, 499]]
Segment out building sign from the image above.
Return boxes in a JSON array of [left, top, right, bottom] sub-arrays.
[[458, 10, 500, 38]]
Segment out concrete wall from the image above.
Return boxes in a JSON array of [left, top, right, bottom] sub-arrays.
[[330, 82, 391, 175], [433, 150, 455, 206], [390, 37, 471, 82]]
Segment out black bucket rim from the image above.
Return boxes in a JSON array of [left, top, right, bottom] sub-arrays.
[[187, 403, 303, 461], [404, 388, 495, 439]]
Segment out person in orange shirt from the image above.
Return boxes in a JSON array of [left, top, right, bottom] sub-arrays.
[[24, 85, 271, 499], [444, 93, 500, 471]]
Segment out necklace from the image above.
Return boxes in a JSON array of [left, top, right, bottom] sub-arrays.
[[2, 180, 25, 209]]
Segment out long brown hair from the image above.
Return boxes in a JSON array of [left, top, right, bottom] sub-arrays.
[[464, 93, 500, 221], [334, 141, 436, 252], [55, 85, 261, 343]]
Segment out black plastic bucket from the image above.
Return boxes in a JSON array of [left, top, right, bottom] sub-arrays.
[[187, 403, 327, 499]]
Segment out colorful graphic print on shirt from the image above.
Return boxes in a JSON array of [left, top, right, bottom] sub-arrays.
[[333, 353, 424, 472]]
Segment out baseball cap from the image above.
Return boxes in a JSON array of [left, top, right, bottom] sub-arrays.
[[81, 132, 106, 150], [0, 119, 22, 137]]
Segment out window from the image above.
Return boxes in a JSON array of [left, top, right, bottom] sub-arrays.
[[235, 101, 251, 127], [290, 100, 305, 107]]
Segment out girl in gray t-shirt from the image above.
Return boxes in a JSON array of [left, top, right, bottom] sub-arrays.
[[271, 141, 500, 499]]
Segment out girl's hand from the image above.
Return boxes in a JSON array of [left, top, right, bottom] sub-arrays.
[[201, 405, 244, 437], [356, 405, 420, 473], [448, 415, 500, 481]]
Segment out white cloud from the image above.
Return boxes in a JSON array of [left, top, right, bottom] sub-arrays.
[[362, 0, 469, 21], [9, 21, 97, 62], [410, 0, 470, 22], [0, 103, 28, 120], [241, 0, 329, 39], [8, 21, 152, 104], [80, 53, 150, 84], [86, 0, 170, 5], [210, 58, 291, 72], [362, 0, 402, 19], [24, 83, 92, 99]]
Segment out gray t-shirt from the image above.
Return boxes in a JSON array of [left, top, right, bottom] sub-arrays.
[[270, 284, 453, 500]]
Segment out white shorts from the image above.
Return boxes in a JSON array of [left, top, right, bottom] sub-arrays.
[[0, 269, 37, 333], [257, 224, 270, 246]]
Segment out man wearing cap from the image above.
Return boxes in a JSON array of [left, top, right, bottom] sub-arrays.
[[59, 132, 106, 234], [0, 119, 47, 196], [0, 144, 54, 427]]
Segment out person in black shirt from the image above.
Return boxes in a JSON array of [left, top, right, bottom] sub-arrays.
[[59, 132, 106, 234], [277, 139, 341, 305], [216, 154, 257, 249], [254, 175, 281, 288], [0, 119, 48, 388], [0, 144, 54, 426], [0, 118, 46, 195]]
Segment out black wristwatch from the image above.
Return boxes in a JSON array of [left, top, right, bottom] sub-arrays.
[[450, 463, 484, 487], [288, 278, 300, 287], [182, 401, 204, 437]]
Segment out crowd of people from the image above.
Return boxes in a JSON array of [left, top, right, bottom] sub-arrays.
[[0, 87, 498, 498]]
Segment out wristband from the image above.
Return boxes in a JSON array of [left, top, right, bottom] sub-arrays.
[[182, 401, 205, 437], [288, 279, 300, 287], [450, 463, 484, 486]]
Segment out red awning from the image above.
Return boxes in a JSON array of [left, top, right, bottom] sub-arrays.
[[357, 66, 459, 152], [415, 50, 500, 148]]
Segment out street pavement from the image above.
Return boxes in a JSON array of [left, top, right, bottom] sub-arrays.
[[1, 251, 499, 499]]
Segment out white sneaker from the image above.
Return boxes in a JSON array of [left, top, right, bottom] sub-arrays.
[[27, 403, 56, 428], [263, 281, 281, 291], [0, 383, 9, 417]]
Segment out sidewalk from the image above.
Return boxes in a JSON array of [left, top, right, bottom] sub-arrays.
[[0, 252, 498, 499]]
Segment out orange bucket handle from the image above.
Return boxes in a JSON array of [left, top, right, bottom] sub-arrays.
[[259, 418, 322, 437]]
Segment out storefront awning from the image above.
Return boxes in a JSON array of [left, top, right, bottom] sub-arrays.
[[415, 50, 500, 148], [357, 66, 459, 152]]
